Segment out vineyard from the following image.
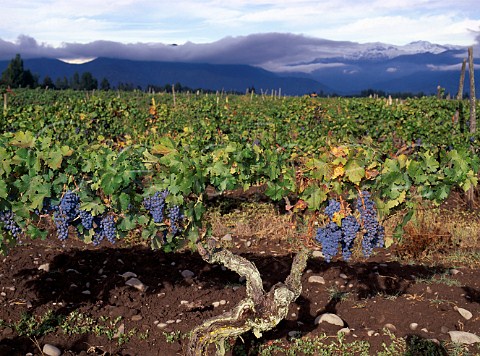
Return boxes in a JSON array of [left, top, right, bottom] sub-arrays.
[[0, 89, 480, 355]]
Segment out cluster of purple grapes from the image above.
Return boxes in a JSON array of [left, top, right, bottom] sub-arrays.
[[315, 221, 342, 262], [52, 191, 115, 244], [0, 210, 22, 239], [143, 190, 169, 223], [324, 199, 341, 219], [53, 191, 80, 241], [92, 215, 116, 245], [144, 190, 184, 235], [316, 192, 383, 262], [168, 205, 184, 236], [356, 191, 385, 257]]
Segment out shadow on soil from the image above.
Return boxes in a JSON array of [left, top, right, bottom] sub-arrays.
[[13, 245, 450, 354]]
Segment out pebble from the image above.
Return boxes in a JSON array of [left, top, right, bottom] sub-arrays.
[[314, 313, 344, 327], [42, 344, 61, 356], [113, 323, 125, 338], [421, 328, 429, 333], [157, 323, 168, 328], [339, 273, 348, 280], [338, 327, 350, 335], [81, 290, 91, 295], [38, 263, 50, 272], [448, 331, 480, 344], [367, 330, 376, 336], [409, 323, 418, 331], [66, 268, 80, 274], [181, 270, 195, 278], [454, 306, 473, 320], [440, 326, 449, 334], [450, 268, 461, 275], [288, 330, 302, 339], [131, 315, 143, 321], [383, 323, 397, 332], [222, 234, 233, 242], [308, 275, 325, 284], [125, 277, 147, 292], [120, 271, 137, 278]]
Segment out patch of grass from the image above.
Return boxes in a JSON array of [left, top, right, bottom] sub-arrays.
[[414, 270, 461, 287], [255, 333, 370, 356], [205, 201, 299, 244], [163, 330, 183, 343], [0, 309, 146, 346], [327, 286, 351, 303], [8, 310, 63, 338], [391, 207, 480, 267]]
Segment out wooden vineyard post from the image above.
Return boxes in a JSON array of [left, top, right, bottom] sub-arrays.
[[172, 83, 176, 107], [467, 47, 476, 210], [457, 58, 467, 100]]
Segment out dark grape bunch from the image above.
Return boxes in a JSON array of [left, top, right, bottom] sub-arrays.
[[168, 205, 184, 236], [356, 191, 385, 257], [53, 190, 80, 241], [79, 209, 93, 230], [315, 221, 342, 262], [324, 199, 341, 220], [92, 215, 117, 246], [340, 215, 360, 261], [52, 190, 111, 243], [143, 190, 169, 223], [0, 210, 22, 239], [316, 191, 384, 262]]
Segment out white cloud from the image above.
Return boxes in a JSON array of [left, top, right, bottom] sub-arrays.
[[386, 67, 398, 73], [1, 0, 479, 46]]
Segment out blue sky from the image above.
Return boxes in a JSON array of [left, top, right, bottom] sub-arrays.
[[1, 0, 479, 46]]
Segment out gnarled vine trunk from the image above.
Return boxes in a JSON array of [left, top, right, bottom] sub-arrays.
[[187, 239, 311, 356]]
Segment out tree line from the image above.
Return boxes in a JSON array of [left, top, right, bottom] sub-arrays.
[[0, 54, 110, 91]]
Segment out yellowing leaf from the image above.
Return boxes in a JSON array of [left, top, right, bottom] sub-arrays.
[[331, 165, 345, 179], [10, 131, 35, 148], [331, 146, 348, 158]]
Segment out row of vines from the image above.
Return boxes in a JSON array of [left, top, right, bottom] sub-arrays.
[[0, 88, 479, 255]]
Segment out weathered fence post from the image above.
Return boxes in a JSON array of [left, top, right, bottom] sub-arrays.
[[467, 47, 476, 210], [457, 58, 467, 100]]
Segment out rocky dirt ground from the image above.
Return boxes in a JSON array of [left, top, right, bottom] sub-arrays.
[[0, 228, 479, 355]]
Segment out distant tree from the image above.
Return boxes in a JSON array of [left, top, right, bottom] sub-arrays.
[[100, 77, 111, 91], [117, 82, 139, 91], [70, 72, 80, 90], [1, 54, 37, 88], [79, 72, 98, 90], [42, 76, 55, 89], [55, 76, 69, 90]]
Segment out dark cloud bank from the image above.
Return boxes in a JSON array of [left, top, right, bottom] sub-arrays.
[[0, 33, 359, 67]]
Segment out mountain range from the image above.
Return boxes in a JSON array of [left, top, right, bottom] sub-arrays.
[[0, 34, 477, 96]]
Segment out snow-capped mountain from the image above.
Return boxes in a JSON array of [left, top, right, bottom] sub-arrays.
[[345, 41, 464, 60]]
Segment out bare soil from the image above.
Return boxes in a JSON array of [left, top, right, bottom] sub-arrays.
[[0, 230, 479, 355]]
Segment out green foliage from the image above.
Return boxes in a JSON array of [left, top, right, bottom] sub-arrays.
[[0, 90, 478, 254]]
